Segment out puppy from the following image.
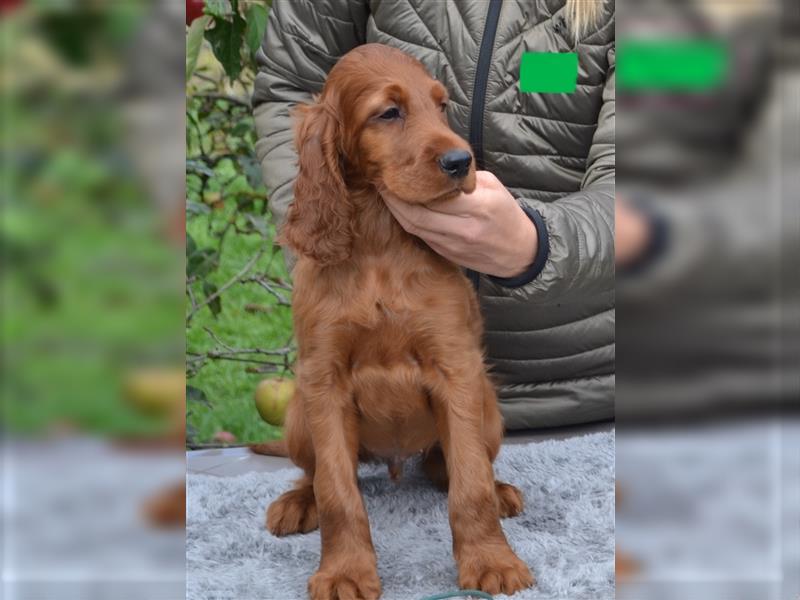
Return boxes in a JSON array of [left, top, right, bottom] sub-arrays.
[[268, 44, 534, 600]]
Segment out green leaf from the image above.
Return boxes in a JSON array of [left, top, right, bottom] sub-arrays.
[[206, 13, 247, 81], [245, 213, 269, 237], [187, 248, 218, 278], [204, 0, 232, 17], [187, 201, 211, 216], [231, 121, 252, 137], [245, 4, 269, 56], [186, 159, 215, 178], [186, 15, 211, 80], [238, 154, 264, 189], [186, 233, 197, 257], [203, 281, 222, 317], [187, 385, 211, 407]]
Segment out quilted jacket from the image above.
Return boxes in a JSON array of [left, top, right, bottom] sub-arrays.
[[253, 0, 615, 429]]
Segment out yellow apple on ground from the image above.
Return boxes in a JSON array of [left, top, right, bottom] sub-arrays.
[[254, 378, 295, 427], [124, 369, 184, 416]]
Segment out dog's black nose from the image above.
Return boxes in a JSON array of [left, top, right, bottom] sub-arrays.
[[438, 149, 472, 179]]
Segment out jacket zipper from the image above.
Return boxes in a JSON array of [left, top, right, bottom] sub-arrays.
[[466, 0, 503, 290], [469, 0, 502, 170]]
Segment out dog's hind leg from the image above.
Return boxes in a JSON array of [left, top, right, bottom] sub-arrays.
[[267, 475, 318, 535], [422, 444, 449, 491]]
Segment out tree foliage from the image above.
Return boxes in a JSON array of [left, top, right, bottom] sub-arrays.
[[185, 1, 291, 447]]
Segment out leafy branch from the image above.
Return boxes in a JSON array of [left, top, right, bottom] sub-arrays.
[[186, 327, 295, 378], [186, 244, 265, 322], [185, 0, 291, 446]]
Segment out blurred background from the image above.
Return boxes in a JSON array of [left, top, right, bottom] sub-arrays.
[[2, 0, 799, 599], [2, 1, 186, 598], [615, 0, 799, 599]]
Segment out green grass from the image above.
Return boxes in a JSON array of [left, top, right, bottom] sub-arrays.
[[186, 200, 293, 445]]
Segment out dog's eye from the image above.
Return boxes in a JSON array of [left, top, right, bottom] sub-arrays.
[[378, 107, 401, 120]]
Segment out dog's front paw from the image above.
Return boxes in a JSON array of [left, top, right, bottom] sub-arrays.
[[308, 562, 381, 600], [457, 544, 535, 596]]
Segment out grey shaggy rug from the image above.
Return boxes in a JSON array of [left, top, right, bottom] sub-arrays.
[[187, 431, 615, 600]]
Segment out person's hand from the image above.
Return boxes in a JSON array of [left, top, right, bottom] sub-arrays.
[[615, 197, 651, 267], [382, 171, 538, 278]]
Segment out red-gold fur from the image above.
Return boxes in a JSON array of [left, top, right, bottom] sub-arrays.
[[268, 44, 534, 599]]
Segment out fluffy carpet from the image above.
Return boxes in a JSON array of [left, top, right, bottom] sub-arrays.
[[187, 431, 615, 600], [616, 419, 800, 600]]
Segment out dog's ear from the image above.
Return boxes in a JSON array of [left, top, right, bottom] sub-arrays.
[[280, 99, 353, 266]]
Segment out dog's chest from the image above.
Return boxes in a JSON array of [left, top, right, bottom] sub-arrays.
[[346, 264, 441, 458], [349, 329, 437, 459], [309, 253, 471, 459]]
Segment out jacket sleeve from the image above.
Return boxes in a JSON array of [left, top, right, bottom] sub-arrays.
[[483, 45, 616, 304], [252, 0, 368, 239]]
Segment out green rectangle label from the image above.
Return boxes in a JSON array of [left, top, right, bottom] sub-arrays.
[[520, 52, 578, 94], [618, 39, 728, 92]]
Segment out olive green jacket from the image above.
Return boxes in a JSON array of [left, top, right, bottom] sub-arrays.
[[253, 0, 615, 429]]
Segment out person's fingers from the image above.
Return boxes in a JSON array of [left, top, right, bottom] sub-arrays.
[[424, 237, 454, 260], [383, 194, 424, 228], [426, 175, 498, 216], [385, 200, 462, 254], [476, 169, 501, 188], [425, 237, 480, 271], [424, 193, 475, 216], [381, 201, 474, 266], [384, 198, 416, 233], [384, 194, 462, 236]]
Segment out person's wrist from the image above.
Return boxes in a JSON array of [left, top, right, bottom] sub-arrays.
[[487, 205, 550, 288], [618, 202, 669, 275], [497, 213, 538, 278], [616, 207, 651, 267]]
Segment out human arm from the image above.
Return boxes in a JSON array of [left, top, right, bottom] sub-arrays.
[[383, 170, 541, 279], [482, 45, 616, 302], [386, 46, 617, 302], [252, 0, 368, 241]]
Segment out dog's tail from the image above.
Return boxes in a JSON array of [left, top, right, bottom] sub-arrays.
[[249, 439, 289, 457]]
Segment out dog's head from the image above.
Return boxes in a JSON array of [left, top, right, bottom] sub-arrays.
[[281, 44, 476, 265]]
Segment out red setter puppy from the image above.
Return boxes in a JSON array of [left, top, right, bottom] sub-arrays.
[[268, 44, 534, 599]]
